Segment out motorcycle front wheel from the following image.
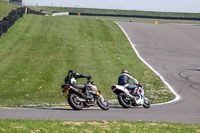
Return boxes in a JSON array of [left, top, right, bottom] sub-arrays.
[[68, 93, 83, 110], [118, 93, 131, 108], [143, 97, 150, 108], [97, 95, 109, 110]]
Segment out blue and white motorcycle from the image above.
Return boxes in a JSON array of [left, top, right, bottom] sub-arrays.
[[111, 84, 150, 108]]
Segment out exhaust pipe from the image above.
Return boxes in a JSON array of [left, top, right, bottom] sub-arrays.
[[70, 87, 86, 102], [70, 87, 84, 97]]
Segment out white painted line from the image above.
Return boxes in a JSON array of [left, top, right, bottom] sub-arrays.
[[115, 22, 180, 106]]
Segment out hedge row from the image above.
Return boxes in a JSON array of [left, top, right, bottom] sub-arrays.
[[0, 7, 45, 38]]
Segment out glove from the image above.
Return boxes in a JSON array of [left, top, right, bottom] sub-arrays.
[[136, 83, 142, 87], [80, 74, 91, 80]]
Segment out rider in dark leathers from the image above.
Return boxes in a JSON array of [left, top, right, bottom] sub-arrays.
[[65, 70, 91, 96], [118, 69, 140, 95]]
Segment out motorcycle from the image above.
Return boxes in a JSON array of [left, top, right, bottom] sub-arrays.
[[61, 74, 109, 111], [111, 84, 150, 108]]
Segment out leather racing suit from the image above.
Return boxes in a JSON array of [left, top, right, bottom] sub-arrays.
[[118, 72, 140, 95]]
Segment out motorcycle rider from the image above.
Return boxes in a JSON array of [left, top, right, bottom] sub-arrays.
[[65, 70, 91, 96], [118, 69, 141, 95], [65, 70, 91, 87]]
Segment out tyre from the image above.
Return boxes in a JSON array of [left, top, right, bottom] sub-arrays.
[[97, 96, 109, 110], [68, 93, 83, 110], [143, 97, 150, 108], [118, 93, 131, 108]]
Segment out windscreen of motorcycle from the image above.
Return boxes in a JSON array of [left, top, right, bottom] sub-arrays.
[[91, 85, 98, 90], [88, 85, 99, 95]]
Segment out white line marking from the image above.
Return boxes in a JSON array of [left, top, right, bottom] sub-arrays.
[[115, 22, 180, 106]]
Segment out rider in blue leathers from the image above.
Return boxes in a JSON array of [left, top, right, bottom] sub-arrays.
[[118, 69, 140, 95]]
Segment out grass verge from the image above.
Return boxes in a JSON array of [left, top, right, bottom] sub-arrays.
[[0, 14, 174, 106], [0, 119, 200, 133]]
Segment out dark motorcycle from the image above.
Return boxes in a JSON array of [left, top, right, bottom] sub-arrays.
[[61, 71, 109, 110]]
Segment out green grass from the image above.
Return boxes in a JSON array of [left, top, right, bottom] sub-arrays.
[[0, 119, 199, 133], [0, 15, 174, 106], [0, 0, 20, 19]]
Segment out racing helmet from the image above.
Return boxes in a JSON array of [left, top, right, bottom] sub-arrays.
[[121, 69, 129, 74], [69, 70, 76, 74]]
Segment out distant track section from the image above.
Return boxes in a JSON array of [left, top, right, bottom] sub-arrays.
[[69, 12, 200, 21]]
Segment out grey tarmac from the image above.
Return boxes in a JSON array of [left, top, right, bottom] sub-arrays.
[[0, 22, 200, 123]]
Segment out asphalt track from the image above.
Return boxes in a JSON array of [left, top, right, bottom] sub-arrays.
[[0, 22, 200, 123]]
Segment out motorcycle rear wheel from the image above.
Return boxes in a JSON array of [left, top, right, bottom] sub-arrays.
[[97, 96, 109, 110], [118, 93, 131, 108], [68, 93, 83, 110]]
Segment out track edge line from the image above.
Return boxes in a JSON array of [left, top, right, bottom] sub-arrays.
[[114, 21, 180, 106]]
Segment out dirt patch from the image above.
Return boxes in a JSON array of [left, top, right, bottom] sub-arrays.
[[102, 120, 108, 125], [87, 120, 108, 126], [162, 124, 169, 127], [123, 123, 133, 127], [146, 123, 159, 126], [30, 129, 41, 133], [62, 121, 84, 126], [11, 125, 24, 129], [83, 129, 93, 133], [0, 128, 6, 132], [87, 122, 102, 126]]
